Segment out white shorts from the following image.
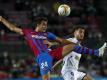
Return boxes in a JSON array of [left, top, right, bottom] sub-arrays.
[[61, 69, 86, 80]]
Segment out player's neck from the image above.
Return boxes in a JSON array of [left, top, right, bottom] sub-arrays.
[[35, 27, 40, 32], [75, 37, 81, 43]]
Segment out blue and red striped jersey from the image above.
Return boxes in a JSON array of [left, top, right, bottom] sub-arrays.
[[22, 28, 56, 57]]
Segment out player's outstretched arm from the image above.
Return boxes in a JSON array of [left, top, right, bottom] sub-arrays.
[[55, 36, 107, 57], [0, 16, 23, 35]]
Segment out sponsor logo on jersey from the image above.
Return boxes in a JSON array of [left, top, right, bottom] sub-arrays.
[[43, 33, 48, 36], [32, 35, 47, 39]]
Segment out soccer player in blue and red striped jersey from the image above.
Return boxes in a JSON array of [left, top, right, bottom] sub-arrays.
[[0, 16, 106, 80]]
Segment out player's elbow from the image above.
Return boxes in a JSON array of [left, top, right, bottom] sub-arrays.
[[9, 27, 18, 33], [10, 27, 15, 31], [8, 24, 16, 31]]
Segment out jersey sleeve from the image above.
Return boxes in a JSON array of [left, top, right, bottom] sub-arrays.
[[67, 38, 78, 44], [22, 28, 32, 35], [47, 32, 57, 40]]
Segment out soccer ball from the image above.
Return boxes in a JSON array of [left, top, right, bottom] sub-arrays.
[[58, 4, 71, 16]]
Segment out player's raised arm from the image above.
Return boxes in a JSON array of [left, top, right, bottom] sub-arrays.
[[0, 16, 23, 35]]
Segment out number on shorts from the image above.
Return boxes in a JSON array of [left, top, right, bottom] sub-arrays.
[[41, 61, 48, 69]]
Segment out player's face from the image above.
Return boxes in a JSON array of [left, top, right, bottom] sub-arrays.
[[74, 28, 85, 40], [37, 21, 47, 32]]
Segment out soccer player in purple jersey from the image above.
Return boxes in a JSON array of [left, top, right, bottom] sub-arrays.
[[0, 16, 106, 80]]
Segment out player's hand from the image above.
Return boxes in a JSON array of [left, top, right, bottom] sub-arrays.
[[43, 40, 52, 48]]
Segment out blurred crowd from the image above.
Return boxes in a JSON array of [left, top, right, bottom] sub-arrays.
[[0, 0, 107, 79], [0, 51, 41, 79]]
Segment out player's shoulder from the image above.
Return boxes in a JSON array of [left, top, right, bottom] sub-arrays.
[[22, 28, 34, 35], [47, 32, 56, 36], [47, 32, 53, 34], [67, 37, 78, 43], [67, 37, 74, 41]]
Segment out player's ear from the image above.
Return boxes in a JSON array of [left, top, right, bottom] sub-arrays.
[[73, 31, 76, 35], [37, 23, 41, 26]]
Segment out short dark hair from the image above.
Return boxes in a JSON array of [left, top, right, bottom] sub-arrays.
[[35, 17, 48, 25], [32, 17, 48, 29], [71, 25, 88, 39], [72, 25, 86, 33]]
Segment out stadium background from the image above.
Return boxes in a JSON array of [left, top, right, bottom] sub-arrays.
[[0, 0, 107, 80]]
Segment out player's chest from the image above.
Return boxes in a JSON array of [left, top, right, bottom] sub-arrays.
[[30, 32, 48, 40], [68, 53, 81, 61]]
